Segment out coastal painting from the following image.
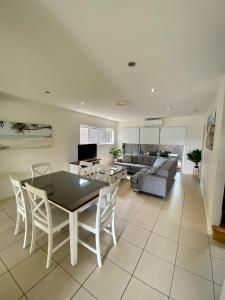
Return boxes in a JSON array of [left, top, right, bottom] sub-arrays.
[[205, 111, 216, 151], [0, 121, 53, 150]]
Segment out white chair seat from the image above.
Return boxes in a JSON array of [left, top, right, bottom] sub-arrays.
[[51, 207, 69, 231], [78, 205, 98, 233]]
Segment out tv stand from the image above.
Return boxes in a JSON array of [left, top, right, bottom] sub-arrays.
[[69, 158, 101, 174]]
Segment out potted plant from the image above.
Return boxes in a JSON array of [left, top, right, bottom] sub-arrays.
[[109, 148, 121, 162], [187, 149, 202, 173]]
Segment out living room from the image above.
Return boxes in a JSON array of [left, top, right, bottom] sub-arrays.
[[0, 1, 225, 300]]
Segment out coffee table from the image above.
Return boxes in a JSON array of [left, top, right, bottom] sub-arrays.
[[98, 165, 127, 183]]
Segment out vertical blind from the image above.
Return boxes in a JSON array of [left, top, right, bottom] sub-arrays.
[[121, 127, 186, 145]]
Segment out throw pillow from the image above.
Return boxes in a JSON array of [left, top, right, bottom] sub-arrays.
[[153, 157, 168, 168], [148, 166, 160, 175]]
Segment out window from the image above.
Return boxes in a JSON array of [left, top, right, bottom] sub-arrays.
[[80, 124, 114, 144]]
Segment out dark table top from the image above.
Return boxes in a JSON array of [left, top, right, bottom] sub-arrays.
[[21, 171, 109, 212]]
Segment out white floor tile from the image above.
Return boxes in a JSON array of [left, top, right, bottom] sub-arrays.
[[214, 283, 222, 300], [145, 233, 177, 263], [134, 251, 174, 296], [26, 266, 80, 300], [0, 272, 23, 300], [61, 245, 97, 284], [131, 212, 156, 231], [179, 228, 209, 254], [153, 220, 179, 242], [176, 244, 212, 280], [139, 203, 161, 219], [84, 259, 131, 300], [212, 257, 225, 285], [181, 215, 208, 235], [11, 249, 57, 293], [171, 266, 214, 300], [121, 223, 150, 248], [0, 216, 14, 233], [71, 287, 96, 300], [158, 209, 182, 226], [0, 259, 7, 276], [0, 227, 24, 251], [122, 277, 167, 300], [0, 239, 38, 269], [107, 238, 142, 273], [116, 206, 137, 222], [209, 237, 225, 261]]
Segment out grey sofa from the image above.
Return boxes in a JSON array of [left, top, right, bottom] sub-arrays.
[[115, 154, 157, 174], [130, 158, 177, 198]]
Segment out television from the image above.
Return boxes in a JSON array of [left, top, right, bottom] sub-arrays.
[[78, 144, 97, 161]]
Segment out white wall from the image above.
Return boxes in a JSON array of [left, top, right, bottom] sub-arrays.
[[201, 76, 225, 232], [0, 95, 117, 200], [118, 115, 205, 174]]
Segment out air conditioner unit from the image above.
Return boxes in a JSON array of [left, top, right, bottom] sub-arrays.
[[143, 119, 163, 127]]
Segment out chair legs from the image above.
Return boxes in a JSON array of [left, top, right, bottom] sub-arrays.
[[23, 217, 29, 248], [111, 214, 117, 246], [30, 224, 37, 253], [14, 211, 21, 235], [96, 233, 102, 268], [46, 234, 53, 269]]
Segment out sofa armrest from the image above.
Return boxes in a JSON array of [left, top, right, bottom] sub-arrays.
[[137, 173, 167, 198]]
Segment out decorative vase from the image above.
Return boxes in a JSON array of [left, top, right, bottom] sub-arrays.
[[193, 166, 199, 176]]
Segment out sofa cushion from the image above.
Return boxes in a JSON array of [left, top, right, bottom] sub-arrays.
[[132, 155, 138, 164], [123, 154, 132, 163], [137, 155, 145, 165], [130, 168, 149, 184], [143, 156, 152, 166], [130, 164, 150, 173]]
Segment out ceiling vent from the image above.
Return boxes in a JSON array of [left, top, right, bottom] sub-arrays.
[[143, 118, 163, 127]]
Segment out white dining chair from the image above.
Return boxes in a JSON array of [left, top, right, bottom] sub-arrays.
[[25, 183, 70, 268], [78, 180, 120, 267], [79, 161, 93, 178], [30, 162, 52, 178], [9, 176, 30, 248]]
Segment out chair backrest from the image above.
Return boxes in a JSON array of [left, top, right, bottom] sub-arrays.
[[30, 162, 52, 178], [9, 176, 28, 217], [96, 180, 120, 228], [25, 183, 52, 230], [79, 161, 93, 178]]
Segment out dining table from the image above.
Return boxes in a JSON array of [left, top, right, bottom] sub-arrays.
[[21, 170, 109, 266]]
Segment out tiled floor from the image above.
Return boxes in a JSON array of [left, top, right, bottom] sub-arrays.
[[0, 173, 225, 299]]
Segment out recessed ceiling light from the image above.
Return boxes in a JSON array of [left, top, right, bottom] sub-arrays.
[[116, 100, 131, 106], [128, 61, 136, 67], [166, 107, 170, 111], [44, 91, 51, 94], [81, 102, 85, 105], [151, 88, 156, 93]]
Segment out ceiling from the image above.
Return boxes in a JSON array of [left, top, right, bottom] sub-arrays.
[[0, 0, 225, 121]]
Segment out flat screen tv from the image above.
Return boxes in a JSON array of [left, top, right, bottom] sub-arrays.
[[78, 144, 97, 161]]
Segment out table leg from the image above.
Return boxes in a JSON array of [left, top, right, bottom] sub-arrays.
[[69, 211, 78, 266]]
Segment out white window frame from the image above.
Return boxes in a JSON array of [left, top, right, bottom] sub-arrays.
[[80, 124, 114, 145]]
